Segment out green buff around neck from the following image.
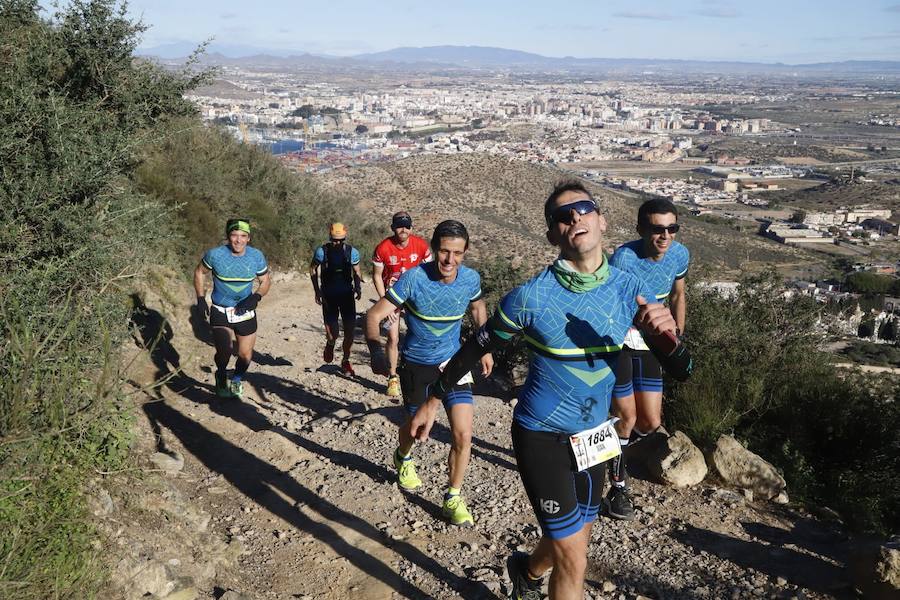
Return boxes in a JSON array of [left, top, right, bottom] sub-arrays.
[[552, 256, 610, 292]]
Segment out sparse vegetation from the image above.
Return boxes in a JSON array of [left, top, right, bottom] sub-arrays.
[[135, 120, 383, 269], [667, 272, 900, 535], [0, 1, 204, 596]]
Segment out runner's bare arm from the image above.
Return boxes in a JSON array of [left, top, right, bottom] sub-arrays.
[[256, 271, 271, 298], [669, 277, 686, 333], [309, 261, 322, 304], [365, 297, 396, 375], [372, 262, 386, 298], [194, 261, 210, 298], [469, 299, 494, 377], [352, 263, 363, 299]]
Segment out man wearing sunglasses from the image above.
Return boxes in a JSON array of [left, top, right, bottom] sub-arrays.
[[311, 222, 363, 376], [410, 182, 691, 600], [606, 198, 690, 521], [194, 218, 271, 399], [372, 211, 432, 398]]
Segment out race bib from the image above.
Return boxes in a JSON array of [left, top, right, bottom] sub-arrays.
[[569, 418, 621, 472], [225, 306, 255, 324], [438, 359, 475, 385]]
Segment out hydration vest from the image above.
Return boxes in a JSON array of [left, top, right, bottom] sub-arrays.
[[319, 243, 354, 289]]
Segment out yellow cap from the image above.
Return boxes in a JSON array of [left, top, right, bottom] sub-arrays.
[[329, 222, 347, 239]]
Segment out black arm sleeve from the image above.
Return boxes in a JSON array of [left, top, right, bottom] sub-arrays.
[[646, 335, 693, 382], [430, 321, 507, 398]]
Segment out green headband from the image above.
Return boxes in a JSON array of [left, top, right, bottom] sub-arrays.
[[227, 220, 251, 234]]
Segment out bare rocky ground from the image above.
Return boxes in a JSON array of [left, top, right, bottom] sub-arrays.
[[99, 270, 858, 600]]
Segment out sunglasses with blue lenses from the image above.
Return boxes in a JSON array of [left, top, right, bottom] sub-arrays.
[[548, 199, 598, 226]]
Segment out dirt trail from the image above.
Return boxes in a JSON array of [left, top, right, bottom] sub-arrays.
[[126, 272, 855, 600]]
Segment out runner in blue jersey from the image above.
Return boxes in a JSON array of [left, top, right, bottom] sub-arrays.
[[194, 218, 271, 399], [365, 220, 493, 526], [412, 183, 692, 600], [606, 198, 689, 521]]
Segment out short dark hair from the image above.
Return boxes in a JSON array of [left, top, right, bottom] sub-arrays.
[[637, 198, 678, 228], [430, 219, 469, 252], [544, 180, 597, 227]]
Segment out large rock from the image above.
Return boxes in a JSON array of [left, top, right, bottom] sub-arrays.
[[707, 435, 785, 499], [850, 541, 900, 600], [647, 430, 708, 487]]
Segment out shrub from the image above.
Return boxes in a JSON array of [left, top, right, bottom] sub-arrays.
[[667, 271, 900, 534], [134, 120, 383, 270], [0, 1, 202, 596]]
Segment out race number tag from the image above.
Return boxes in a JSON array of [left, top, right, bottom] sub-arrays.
[[438, 359, 475, 385], [225, 307, 255, 324], [569, 418, 621, 472]]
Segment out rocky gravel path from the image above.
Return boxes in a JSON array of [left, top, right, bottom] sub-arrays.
[[116, 272, 855, 600]]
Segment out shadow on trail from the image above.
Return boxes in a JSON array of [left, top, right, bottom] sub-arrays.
[[741, 518, 850, 565], [142, 400, 499, 598], [671, 524, 852, 597], [187, 305, 292, 366], [135, 301, 496, 597], [248, 370, 517, 471]]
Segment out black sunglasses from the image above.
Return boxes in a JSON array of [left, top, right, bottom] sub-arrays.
[[648, 224, 680, 235], [548, 199, 598, 226], [391, 216, 412, 229]]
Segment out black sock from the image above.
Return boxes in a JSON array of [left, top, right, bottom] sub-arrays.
[[233, 357, 250, 380], [609, 438, 630, 488]]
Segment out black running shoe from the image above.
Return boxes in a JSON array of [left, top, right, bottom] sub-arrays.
[[506, 551, 543, 600], [606, 486, 636, 521]]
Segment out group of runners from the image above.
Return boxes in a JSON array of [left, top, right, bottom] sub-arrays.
[[193, 181, 693, 600]]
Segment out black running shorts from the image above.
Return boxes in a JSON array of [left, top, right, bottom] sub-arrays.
[[612, 348, 663, 399], [210, 307, 258, 336], [322, 292, 356, 327], [398, 358, 473, 417], [512, 421, 605, 540]]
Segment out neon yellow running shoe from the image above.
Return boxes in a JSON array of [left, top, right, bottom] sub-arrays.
[[228, 378, 243, 399], [393, 450, 422, 491], [442, 494, 474, 526], [386, 375, 401, 398]]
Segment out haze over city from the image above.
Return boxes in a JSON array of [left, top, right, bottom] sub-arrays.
[[117, 0, 900, 63]]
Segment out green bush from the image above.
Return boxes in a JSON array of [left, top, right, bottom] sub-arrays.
[[0, 1, 202, 596], [667, 272, 900, 534], [844, 271, 897, 294], [134, 120, 383, 270]]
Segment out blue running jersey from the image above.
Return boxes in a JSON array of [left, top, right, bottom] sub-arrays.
[[386, 262, 482, 365], [492, 266, 652, 434], [609, 240, 689, 302], [202, 245, 269, 307]]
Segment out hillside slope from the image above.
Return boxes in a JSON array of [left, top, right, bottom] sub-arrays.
[[102, 272, 856, 599], [319, 154, 813, 275]]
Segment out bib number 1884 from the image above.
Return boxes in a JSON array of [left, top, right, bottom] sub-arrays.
[[569, 418, 621, 472]]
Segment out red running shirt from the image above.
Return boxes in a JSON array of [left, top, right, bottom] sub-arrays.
[[372, 235, 432, 288]]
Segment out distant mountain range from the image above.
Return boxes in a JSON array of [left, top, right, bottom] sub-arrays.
[[137, 43, 900, 75]]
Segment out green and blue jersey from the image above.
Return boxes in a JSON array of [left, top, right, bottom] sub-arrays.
[[386, 262, 482, 365], [610, 240, 689, 302], [610, 239, 689, 350], [202, 244, 268, 307], [491, 266, 652, 434]]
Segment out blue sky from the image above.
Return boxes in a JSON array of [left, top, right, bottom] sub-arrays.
[[96, 1, 900, 62]]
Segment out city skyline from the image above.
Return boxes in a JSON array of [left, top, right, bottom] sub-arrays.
[[95, 0, 900, 64]]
